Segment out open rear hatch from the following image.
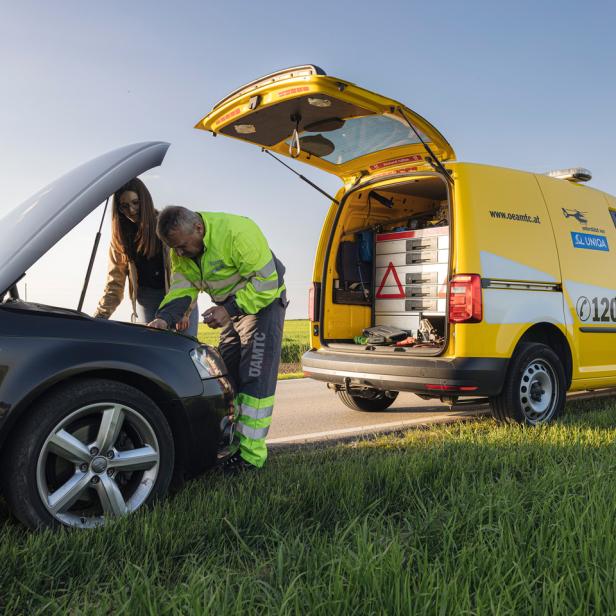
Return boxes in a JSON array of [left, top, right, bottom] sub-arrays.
[[196, 65, 455, 184], [196, 66, 455, 356]]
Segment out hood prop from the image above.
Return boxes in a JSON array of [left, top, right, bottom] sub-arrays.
[[77, 197, 110, 312]]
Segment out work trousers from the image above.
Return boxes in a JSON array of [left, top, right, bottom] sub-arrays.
[[218, 295, 287, 467]]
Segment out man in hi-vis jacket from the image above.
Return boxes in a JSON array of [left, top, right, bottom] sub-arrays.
[[148, 206, 287, 473]]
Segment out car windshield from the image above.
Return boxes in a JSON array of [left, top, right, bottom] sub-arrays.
[[287, 114, 429, 165]]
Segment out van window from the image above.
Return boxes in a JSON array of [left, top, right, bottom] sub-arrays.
[[286, 114, 429, 165]]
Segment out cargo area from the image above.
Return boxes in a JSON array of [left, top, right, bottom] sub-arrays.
[[320, 174, 451, 356]]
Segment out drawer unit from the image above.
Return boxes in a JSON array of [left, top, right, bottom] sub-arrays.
[[374, 227, 449, 332]]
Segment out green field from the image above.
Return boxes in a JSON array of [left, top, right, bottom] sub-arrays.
[[198, 319, 311, 366], [4, 398, 616, 613]]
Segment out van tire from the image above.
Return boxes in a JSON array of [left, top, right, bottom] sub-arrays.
[[489, 342, 566, 425], [336, 389, 398, 412]]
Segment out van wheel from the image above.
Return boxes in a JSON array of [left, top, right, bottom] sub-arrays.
[[336, 389, 398, 412], [2, 378, 174, 529], [489, 342, 566, 425]]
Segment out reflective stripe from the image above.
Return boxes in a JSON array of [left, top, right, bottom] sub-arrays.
[[207, 273, 243, 290], [256, 259, 276, 279], [237, 392, 275, 409], [236, 423, 269, 440], [170, 273, 193, 290], [252, 278, 280, 292], [210, 280, 247, 302], [239, 403, 273, 420]]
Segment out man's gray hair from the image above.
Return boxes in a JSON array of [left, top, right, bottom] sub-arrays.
[[157, 206, 201, 240]]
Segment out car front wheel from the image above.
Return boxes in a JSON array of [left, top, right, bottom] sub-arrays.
[[3, 378, 174, 529]]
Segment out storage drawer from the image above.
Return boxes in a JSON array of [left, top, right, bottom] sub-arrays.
[[405, 271, 438, 285], [375, 284, 441, 299], [375, 250, 448, 268], [406, 283, 440, 298], [405, 298, 438, 312], [376, 263, 448, 286], [375, 297, 446, 314], [374, 312, 421, 332], [375, 228, 449, 255]]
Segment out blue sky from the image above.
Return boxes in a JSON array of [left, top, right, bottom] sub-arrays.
[[1, 1, 615, 319]]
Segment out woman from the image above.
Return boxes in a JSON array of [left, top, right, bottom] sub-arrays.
[[94, 178, 198, 336]]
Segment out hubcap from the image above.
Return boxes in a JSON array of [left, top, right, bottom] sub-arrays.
[[36, 402, 160, 528], [91, 456, 108, 474], [518, 359, 557, 424]]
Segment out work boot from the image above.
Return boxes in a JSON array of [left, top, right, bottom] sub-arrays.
[[216, 451, 256, 475]]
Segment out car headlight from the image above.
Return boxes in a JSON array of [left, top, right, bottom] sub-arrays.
[[190, 346, 226, 379]]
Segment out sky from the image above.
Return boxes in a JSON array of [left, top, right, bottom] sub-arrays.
[[1, 1, 615, 320]]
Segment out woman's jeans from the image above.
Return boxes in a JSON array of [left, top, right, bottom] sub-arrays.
[[136, 286, 199, 338]]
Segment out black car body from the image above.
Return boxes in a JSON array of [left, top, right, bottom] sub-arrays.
[[0, 142, 232, 529]]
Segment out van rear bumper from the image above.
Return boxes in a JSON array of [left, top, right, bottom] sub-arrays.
[[301, 349, 508, 396]]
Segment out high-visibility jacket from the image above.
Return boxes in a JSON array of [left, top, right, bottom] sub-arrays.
[[156, 212, 285, 325]]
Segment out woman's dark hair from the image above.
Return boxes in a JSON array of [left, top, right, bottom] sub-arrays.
[[110, 178, 159, 260]]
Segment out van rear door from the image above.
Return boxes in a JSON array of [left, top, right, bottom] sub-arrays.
[[195, 65, 456, 184]]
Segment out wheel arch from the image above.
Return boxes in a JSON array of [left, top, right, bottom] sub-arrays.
[[516, 322, 573, 389]]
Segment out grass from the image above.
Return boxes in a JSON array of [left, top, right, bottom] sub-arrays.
[[198, 319, 311, 370], [4, 398, 616, 612]]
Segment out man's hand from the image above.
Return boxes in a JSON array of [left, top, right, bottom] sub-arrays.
[[202, 306, 230, 329], [147, 318, 169, 330]]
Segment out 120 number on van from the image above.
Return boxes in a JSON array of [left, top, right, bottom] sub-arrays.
[[576, 296, 616, 323]]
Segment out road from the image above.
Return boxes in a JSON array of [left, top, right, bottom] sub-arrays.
[[268, 379, 616, 446], [267, 378, 487, 445]]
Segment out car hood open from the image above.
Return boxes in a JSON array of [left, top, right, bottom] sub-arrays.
[[0, 141, 169, 295]]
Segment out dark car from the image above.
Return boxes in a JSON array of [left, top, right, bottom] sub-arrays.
[[0, 142, 233, 529]]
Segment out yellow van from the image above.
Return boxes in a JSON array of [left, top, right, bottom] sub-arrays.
[[196, 65, 616, 425]]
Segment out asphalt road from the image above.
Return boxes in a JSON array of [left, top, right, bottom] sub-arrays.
[[267, 378, 487, 445]]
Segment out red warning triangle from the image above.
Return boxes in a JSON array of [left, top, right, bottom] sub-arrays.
[[376, 262, 405, 299]]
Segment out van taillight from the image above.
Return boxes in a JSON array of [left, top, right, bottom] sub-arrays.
[[308, 283, 321, 322], [448, 274, 482, 323]]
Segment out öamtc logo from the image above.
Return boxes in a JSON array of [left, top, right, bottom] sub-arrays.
[[571, 232, 609, 252]]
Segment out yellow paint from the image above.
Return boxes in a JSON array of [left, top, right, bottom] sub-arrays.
[[197, 67, 616, 394]]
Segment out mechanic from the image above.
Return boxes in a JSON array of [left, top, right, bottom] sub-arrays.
[[148, 206, 287, 474]]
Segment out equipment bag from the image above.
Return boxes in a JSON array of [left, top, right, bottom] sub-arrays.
[[362, 325, 409, 345]]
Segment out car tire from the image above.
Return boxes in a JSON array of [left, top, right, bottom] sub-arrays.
[[489, 342, 566, 425], [2, 378, 174, 529], [336, 389, 398, 412]]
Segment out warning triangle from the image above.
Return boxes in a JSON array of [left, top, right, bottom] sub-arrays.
[[376, 262, 405, 299]]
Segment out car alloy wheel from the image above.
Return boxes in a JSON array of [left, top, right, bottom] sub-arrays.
[[36, 402, 160, 528]]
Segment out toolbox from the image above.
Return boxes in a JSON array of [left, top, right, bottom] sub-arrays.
[[373, 227, 449, 333]]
